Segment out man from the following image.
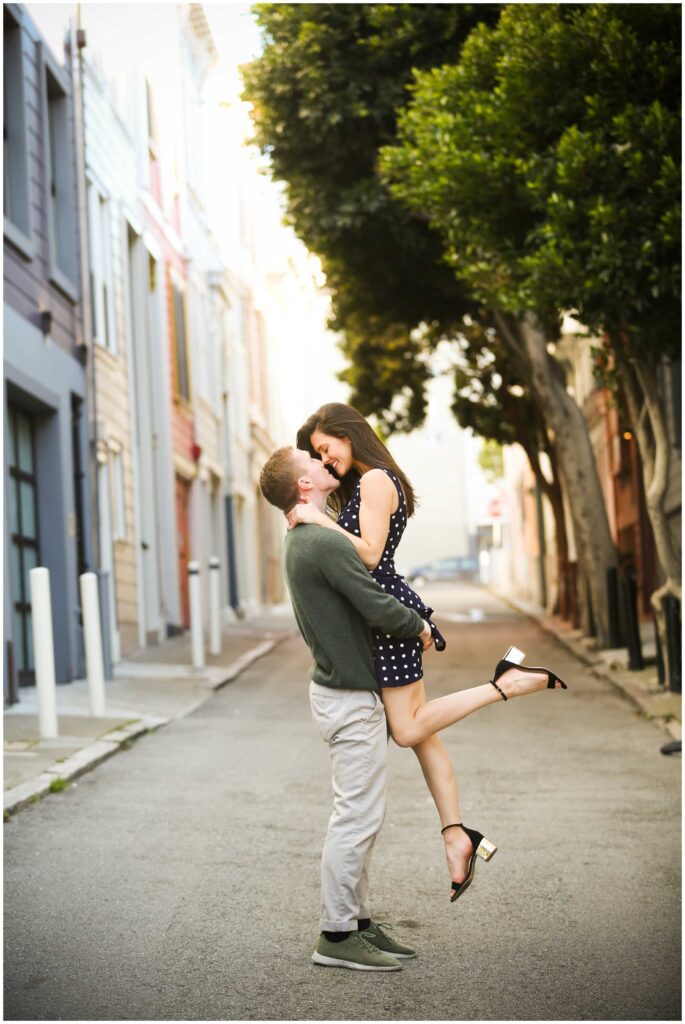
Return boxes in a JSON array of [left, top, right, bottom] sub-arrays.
[[259, 446, 432, 972]]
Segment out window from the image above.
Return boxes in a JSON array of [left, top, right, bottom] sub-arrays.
[[8, 405, 40, 686], [3, 6, 31, 255], [145, 77, 162, 204], [43, 52, 77, 293], [87, 182, 116, 353], [171, 280, 191, 401]]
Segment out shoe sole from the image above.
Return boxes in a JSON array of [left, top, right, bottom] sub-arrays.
[[312, 952, 401, 971], [380, 950, 416, 959]]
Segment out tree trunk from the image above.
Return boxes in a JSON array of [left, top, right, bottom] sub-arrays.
[[611, 337, 682, 685], [520, 439, 570, 618], [494, 310, 618, 646]]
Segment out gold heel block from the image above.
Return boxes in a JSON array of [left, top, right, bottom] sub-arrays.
[[476, 837, 497, 861]]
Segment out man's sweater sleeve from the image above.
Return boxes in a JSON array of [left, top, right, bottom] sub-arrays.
[[321, 534, 425, 638]]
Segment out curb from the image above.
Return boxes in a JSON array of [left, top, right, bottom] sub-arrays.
[[3, 716, 163, 817], [3, 634, 291, 819], [490, 587, 681, 742]]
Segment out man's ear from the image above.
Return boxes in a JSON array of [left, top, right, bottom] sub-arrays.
[[297, 475, 313, 495]]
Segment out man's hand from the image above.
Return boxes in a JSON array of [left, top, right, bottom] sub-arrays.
[[419, 622, 434, 651], [286, 499, 329, 530]]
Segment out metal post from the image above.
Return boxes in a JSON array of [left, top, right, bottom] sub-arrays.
[[209, 556, 221, 656], [654, 611, 666, 686], [79, 572, 106, 716], [188, 560, 204, 668], [29, 567, 58, 739], [224, 494, 240, 613], [620, 572, 644, 670], [606, 566, 623, 648], [664, 595, 681, 693]]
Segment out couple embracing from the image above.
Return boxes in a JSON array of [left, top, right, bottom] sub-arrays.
[[259, 403, 567, 972]]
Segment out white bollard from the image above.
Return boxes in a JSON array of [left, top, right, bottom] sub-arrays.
[[79, 572, 106, 717], [209, 556, 221, 657], [29, 567, 58, 739], [188, 560, 205, 668]]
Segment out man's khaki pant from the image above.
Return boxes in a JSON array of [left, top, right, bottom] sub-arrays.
[[309, 681, 388, 933]]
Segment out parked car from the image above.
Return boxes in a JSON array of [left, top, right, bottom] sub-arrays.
[[406, 556, 480, 585]]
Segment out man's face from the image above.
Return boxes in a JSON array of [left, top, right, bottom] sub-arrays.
[[293, 448, 340, 499]]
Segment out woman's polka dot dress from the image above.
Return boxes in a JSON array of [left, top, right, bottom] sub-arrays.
[[337, 468, 446, 688]]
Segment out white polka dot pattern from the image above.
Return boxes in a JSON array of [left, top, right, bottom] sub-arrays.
[[336, 468, 445, 687]]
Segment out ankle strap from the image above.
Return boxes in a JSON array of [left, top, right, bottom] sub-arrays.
[[440, 822, 463, 835], [490, 678, 508, 701]]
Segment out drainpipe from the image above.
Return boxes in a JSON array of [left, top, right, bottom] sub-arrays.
[[72, 8, 100, 572], [72, 11, 112, 677]]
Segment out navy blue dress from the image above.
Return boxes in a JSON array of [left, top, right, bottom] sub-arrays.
[[337, 468, 446, 688]]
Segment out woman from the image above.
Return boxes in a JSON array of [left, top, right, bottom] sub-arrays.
[[290, 403, 567, 903]]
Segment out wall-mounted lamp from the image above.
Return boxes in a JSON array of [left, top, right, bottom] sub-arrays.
[[623, 430, 633, 441]]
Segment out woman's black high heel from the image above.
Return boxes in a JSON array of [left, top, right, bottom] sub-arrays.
[[441, 823, 497, 903], [489, 649, 568, 701]]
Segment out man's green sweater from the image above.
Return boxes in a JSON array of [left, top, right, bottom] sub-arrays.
[[284, 525, 425, 691]]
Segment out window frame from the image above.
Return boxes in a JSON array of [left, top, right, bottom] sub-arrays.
[[3, 4, 33, 259], [87, 176, 117, 355], [39, 42, 78, 301]]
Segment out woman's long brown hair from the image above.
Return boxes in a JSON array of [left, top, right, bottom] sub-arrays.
[[296, 403, 417, 518]]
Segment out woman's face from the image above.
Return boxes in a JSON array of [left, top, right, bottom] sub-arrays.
[[310, 429, 354, 477]]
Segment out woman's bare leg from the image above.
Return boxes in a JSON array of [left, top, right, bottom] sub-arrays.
[[411, 731, 476, 893], [382, 667, 560, 749]]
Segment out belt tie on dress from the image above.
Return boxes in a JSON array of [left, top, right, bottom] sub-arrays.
[[424, 606, 447, 652]]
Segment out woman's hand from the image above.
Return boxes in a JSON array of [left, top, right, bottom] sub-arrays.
[[419, 622, 434, 651], [286, 500, 329, 530]]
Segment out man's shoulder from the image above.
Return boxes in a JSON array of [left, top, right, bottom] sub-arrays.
[[286, 525, 351, 554]]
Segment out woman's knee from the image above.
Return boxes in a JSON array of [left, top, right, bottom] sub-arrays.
[[388, 721, 419, 748]]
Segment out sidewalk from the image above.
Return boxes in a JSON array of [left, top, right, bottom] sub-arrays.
[[493, 588, 681, 744], [3, 606, 297, 817]]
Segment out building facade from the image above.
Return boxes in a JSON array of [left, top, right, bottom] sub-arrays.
[[3, 4, 91, 702]]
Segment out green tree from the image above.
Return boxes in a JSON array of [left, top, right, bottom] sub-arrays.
[[381, 2, 680, 647]]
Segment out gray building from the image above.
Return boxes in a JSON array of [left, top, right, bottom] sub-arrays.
[[4, 5, 91, 703]]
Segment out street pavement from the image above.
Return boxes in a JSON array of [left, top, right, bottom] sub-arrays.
[[4, 585, 681, 1021], [3, 612, 295, 811]]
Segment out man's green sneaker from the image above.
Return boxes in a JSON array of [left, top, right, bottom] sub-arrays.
[[312, 932, 402, 971], [361, 921, 417, 959]]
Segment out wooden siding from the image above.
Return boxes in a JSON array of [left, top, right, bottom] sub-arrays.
[[83, 59, 140, 652]]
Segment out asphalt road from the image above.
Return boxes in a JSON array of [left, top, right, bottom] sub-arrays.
[[4, 585, 681, 1021]]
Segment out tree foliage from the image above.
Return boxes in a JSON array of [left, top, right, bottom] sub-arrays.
[[380, 3, 681, 359], [243, 3, 500, 428]]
